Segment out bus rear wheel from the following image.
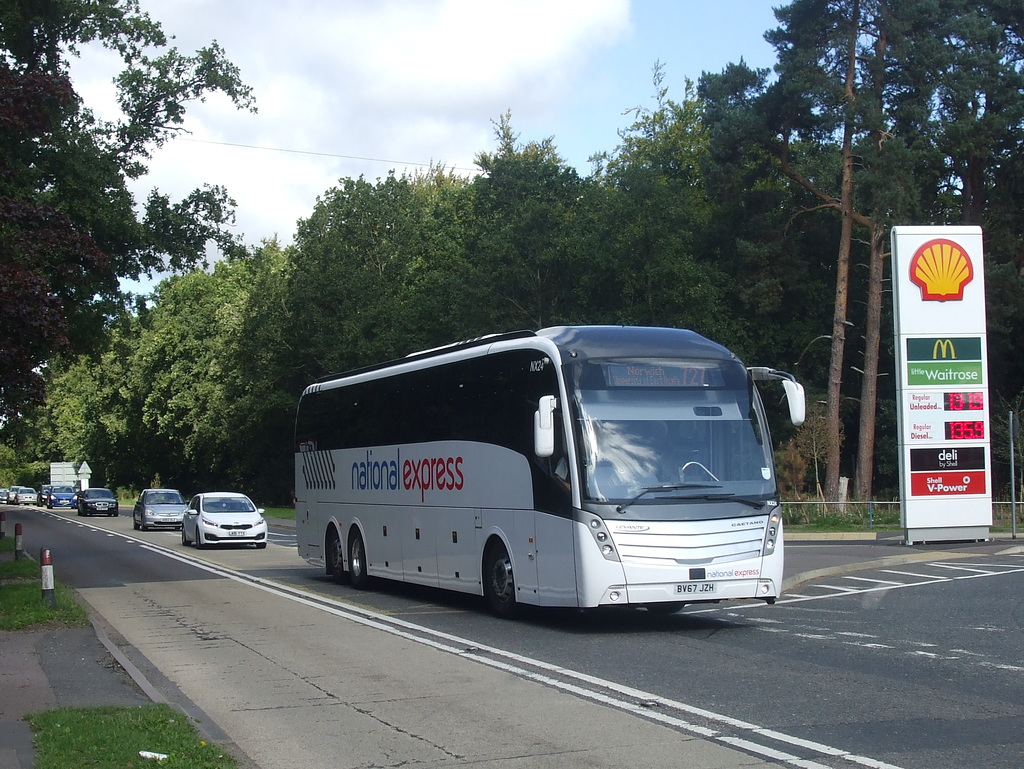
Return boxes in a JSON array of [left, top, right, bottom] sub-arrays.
[[348, 529, 369, 590], [326, 530, 348, 584], [483, 540, 518, 619]]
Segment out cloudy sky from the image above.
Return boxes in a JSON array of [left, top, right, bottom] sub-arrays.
[[71, 0, 780, 268]]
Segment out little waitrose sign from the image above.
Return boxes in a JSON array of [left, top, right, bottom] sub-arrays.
[[891, 226, 991, 544]]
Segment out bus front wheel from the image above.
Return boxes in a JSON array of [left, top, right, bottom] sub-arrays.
[[348, 529, 369, 590], [483, 540, 518, 619]]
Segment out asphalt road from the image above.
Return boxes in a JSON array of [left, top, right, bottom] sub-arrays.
[[5, 503, 1024, 768]]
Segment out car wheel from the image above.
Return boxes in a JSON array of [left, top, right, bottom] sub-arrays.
[[256, 542, 267, 549], [483, 539, 518, 619], [181, 526, 189, 546], [348, 529, 369, 590], [133, 517, 140, 530], [195, 529, 204, 549]]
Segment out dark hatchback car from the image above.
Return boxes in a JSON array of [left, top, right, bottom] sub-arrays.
[[76, 487, 119, 517]]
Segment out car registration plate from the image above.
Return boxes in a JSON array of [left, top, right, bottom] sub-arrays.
[[676, 581, 716, 595], [227, 530, 246, 537]]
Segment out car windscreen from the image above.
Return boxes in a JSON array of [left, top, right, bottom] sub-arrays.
[[203, 497, 256, 513], [86, 489, 115, 499], [149, 492, 185, 504]]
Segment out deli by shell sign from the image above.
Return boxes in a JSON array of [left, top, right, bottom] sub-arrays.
[[891, 226, 991, 544]]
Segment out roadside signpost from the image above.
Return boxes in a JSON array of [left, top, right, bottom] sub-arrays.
[[891, 226, 991, 544]]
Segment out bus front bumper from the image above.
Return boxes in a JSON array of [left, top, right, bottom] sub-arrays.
[[598, 577, 780, 606]]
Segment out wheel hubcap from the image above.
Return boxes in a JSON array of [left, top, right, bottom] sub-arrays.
[[490, 555, 513, 602]]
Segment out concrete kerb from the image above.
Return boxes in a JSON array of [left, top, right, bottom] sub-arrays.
[[781, 541, 1024, 593]]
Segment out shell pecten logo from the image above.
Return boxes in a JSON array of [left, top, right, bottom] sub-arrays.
[[909, 238, 974, 301]]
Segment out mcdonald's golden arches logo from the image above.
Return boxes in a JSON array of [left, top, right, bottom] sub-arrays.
[[933, 339, 956, 359], [909, 238, 974, 301]]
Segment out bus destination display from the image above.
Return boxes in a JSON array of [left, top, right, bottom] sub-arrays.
[[604, 362, 724, 389]]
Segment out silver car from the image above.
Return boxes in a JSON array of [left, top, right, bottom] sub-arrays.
[[133, 488, 188, 531], [15, 486, 37, 504]]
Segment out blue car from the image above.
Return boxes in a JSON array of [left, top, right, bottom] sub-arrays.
[[47, 485, 76, 509]]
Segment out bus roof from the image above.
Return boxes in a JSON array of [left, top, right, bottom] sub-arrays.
[[306, 326, 738, 391], [537, 326, 738, 362]]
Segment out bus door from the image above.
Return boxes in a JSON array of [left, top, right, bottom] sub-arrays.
[[534, 513, 577, 605], [436, 506, 483, 593]]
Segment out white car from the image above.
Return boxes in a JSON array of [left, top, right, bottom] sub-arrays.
[[181, 492, 268, 549]]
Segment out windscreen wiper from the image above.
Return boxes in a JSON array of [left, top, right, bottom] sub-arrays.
[[676, 493, 768, 510], [615, 483, 720, 513]]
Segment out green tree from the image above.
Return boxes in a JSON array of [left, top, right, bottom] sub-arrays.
[[468, 113, 587, 331], [0, 0, 254, 419]]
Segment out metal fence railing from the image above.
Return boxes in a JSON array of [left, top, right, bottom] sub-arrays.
[[780, 500, 1021, 531]]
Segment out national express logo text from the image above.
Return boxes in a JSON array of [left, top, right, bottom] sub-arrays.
[[352, 448, 465, 502]]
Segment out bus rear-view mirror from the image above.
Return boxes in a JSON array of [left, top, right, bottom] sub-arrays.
[[534, 395, 557, 457]]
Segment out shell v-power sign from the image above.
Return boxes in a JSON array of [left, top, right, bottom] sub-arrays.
[[891, 226, 991, 544]]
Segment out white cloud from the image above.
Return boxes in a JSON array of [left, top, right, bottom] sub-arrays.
[[70, 0, 631, 258]]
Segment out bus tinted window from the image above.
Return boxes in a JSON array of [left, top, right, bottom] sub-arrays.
[[297, 350, 559, 456]]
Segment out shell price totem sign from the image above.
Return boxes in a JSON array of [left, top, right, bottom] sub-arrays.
[[891, 226, 991, 544]]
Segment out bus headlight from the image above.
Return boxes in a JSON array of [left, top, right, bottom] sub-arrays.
[[582, 512, 620, 562], [763, 511, 781, 556]]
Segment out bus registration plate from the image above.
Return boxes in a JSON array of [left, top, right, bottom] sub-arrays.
[[676, 582, 716, 595]]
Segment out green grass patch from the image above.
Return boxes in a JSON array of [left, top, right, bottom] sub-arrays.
[[261, 506, 294, 520], [1, 553, 41, 579], [0, 579, 89, 630], [1, 553, 89, 630], [28, 704, 239, 769]]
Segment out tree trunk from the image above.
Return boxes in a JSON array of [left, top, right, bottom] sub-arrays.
[[824, 0, 860, 502], [854, 224, 885, 500]]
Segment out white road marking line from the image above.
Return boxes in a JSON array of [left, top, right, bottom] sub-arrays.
[[132, 542, 907, 769], [928, 563, 998, 574], [878, 569, 945, 580], [842, 576, 904, 585]]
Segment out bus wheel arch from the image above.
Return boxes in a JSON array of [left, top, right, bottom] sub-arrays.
[[482, 536, 518, 619], [348, 525, 370, 590]]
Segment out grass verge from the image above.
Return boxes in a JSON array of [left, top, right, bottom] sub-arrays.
[[1, 533, 240, 767], [0, 537, 89, 630], [261, 505, 293, 520], [27, 704, 238, 769]]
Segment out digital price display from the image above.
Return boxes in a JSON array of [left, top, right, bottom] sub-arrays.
[[944, 391, 984, 411], [944, 420, 985, 440]]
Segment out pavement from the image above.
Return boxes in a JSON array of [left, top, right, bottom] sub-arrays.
[[3, 519, 1024, 769]]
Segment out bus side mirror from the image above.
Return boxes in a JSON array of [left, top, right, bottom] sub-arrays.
[[534, 395, 557, 458], [782, 379, 806, 427]]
